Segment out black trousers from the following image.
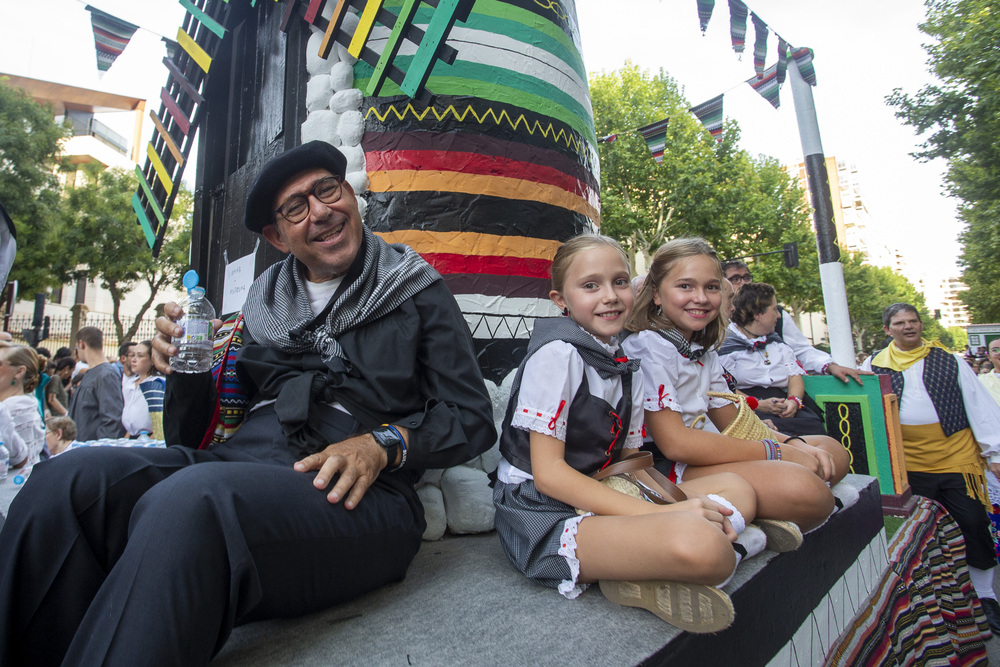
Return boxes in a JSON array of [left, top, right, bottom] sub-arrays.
[[0, 406, 424, 667], [908, 470, 997, 570]]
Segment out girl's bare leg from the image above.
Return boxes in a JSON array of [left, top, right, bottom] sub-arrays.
[[682, 461, 834, 532], [677, 471, 757, 524], [575, 511, 736, 584]]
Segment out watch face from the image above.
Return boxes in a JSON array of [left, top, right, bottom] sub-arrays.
[[373, 426, 400, 449]]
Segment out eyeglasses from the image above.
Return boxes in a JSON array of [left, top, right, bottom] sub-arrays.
[[727, 273, 753, 284], [274, 176, 344, 224]]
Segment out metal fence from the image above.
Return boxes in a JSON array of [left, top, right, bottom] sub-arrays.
[[5, 314, 159, 359]]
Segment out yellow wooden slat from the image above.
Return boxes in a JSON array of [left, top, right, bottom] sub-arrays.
[[146, 143, 175, 196], [348, 0, 384, 58], [176, 27, 212, 72]]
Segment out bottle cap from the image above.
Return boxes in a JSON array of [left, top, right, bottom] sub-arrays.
[[183, 270, 200, 292]]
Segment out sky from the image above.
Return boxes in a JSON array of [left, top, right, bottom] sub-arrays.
[[575, 0, 959, 288], [0, 0, 959, 286]]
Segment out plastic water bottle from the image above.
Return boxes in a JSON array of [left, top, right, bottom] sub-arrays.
[[0, 441, 8, 482], [170, 270, 216, 374]]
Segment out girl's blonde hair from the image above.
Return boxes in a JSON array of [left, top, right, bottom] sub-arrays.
[[0, 342, 42, 392], [550, 234, 629, 293], [625, 237, 730, 348]]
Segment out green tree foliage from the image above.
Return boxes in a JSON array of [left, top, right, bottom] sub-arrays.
[[841, 252, 952, 354], [887, 0, 1000, 322], [60, 167, 192, 345], [0, 77, 70, 301], [590, 63, 823, 317]]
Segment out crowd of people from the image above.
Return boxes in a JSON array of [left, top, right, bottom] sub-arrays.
[[0, 141, 996, 665], [0, 328, 167, 474]]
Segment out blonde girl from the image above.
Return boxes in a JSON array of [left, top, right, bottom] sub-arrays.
[[622, 238, 850, 531], [493, 235, 791, 633]]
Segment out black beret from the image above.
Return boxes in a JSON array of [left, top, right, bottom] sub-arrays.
[[243, 141, 348, 232]]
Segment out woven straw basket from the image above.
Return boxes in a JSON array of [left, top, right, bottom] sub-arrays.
[[697, 391, 772, 441]]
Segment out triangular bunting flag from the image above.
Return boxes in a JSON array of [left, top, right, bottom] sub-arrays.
[[728, 0, 748, 58], [791, 47, 817, 86], [637, 118, 670, 163], [86, 5, 139, 72], [752, 13, 768, 79], [697, 0, 716, 35], [776, 37, 788, 84], [746, 64, 780, 109], [689, 95, 724, 142]]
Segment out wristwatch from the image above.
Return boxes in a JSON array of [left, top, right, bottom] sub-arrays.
[[371, 424, 403, 471]]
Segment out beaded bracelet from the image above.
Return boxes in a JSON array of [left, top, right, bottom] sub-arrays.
[[762, 438, 782, 460], [787, 395, 803, 409]]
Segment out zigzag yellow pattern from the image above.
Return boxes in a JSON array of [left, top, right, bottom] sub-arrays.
[[365, 102, 589, 154]]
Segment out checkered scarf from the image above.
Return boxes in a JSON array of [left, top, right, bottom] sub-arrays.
[[243, 225, 440, 364]]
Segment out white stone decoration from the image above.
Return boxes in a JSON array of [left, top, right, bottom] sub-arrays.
[[417, 485, 447, 541], [305, 32, 335, 75], [305, 74, 332, 111], [300, 110, 340, 146], [330, 89, 363, 113], [440, 466, 496, 534], [339, 110, 365, 146], [329, 62, 354, 92]]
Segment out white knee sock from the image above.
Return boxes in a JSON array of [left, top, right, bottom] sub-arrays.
[[830, 482, 860, 511], [705, 493, 754, 588], [969, 565, 997, 601], [707, 493, 746, 534]]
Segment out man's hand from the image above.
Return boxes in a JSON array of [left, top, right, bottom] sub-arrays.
[[294, 433, 388, 509], [827, 363, 872, 385], [151, 301, 223, 375], [756, 397, 787, 416], [990, 462, 1000, 480]]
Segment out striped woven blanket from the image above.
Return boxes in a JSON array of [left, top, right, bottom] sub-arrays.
[[827, 497, 990, 666]]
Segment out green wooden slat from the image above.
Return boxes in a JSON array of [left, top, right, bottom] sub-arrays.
[[400, 0, 462, 98], [366, 0, 421, 96], [134, 165, 168, 230], [178, 0, 226, 39], [132, 192, 158, 248]]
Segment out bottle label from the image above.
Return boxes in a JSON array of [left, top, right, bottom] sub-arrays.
[[183, 320, 213, 343]]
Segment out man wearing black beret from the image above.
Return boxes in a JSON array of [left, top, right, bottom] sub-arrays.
[[0, 141, 497, 666]]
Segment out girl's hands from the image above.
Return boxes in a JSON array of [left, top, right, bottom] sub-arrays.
[[776, 399, 798, 418], [781, 441, 836, 482], [656, 495, 737, 541]]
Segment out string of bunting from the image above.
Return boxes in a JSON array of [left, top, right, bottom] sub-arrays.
[[598, 1, 820, 162], [694, 0, 816, 87], [597, 48, 816, 162]]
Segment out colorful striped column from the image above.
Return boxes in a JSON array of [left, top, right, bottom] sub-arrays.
[[356, 0, 599, 381]]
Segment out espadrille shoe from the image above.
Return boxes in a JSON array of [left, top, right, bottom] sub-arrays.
[[599, 579, 734, 633], [753, 519, 803, 552]]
